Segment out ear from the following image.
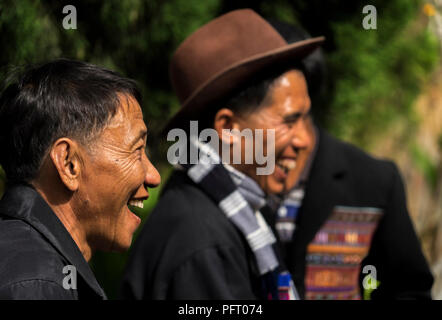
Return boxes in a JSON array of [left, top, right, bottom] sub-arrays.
[[49, 138, 82, 192], [213, 108, 242, 145]]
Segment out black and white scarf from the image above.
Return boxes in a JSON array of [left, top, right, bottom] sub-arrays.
[[177, 138, 299, 300]]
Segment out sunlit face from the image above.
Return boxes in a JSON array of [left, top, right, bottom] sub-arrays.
[[284, 115, 316, 191], [74, 94, 161, 252], [235, 70, 312, 195]]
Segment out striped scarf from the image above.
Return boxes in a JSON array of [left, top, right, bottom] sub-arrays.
[[276, 185, 305, 242], [177, 138, 299, 299]]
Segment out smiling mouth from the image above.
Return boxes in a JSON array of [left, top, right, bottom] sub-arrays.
[[276, 158, 296, 175], [128, 199, 144, 209], [128, 196, 148, 209]]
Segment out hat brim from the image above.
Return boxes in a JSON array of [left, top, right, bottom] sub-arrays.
[[164, 36, 325, 132]]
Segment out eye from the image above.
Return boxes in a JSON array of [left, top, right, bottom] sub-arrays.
[[284, 115, 301, 127], [135, 145, 145, 158], [283, 110, 310, 128]]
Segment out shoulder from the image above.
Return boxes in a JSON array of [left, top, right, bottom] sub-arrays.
[[144, 170, 242, 247], [0, 218, 73, 299], [321, 130, 399, 189]]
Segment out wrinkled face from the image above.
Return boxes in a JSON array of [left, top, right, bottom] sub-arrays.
[[75, 94, 161, 252], [235, 70, 312, 195]]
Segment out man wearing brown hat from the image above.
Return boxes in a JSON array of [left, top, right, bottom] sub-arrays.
[[269, 21, 434, 300], [121, 9, 324, 299]]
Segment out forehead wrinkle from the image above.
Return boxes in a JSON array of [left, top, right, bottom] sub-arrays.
[[279, 72, 310, 114], [109, 93, 143, 125], [92, 117, 146, 159], [105, 92, 144, 134]]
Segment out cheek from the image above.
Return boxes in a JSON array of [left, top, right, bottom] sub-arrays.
[[88, 157, 144, 208], [256, 123, 288, 148], [116, 155, 145, 184], [274, 127, 292, 152]]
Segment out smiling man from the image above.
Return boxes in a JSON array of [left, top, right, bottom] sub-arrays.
[[0, 59, 160, 299], [121, 9, 324, 300], [228, 69, 312, 195], [270, 21, 434, 300]]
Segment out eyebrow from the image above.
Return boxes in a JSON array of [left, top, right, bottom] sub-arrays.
[[130, 128, 148, 148]]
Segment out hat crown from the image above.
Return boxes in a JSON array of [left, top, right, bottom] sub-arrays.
[[170, 9, 287, 105]]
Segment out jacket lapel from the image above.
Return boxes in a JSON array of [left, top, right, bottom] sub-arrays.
[[294, 127, 348, 247], [0, 184, 106, 299]]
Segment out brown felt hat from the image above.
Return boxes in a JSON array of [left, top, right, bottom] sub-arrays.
[[166, 9, 325, 130]]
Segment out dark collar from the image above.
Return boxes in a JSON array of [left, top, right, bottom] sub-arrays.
[[0, 184, 106, 299]]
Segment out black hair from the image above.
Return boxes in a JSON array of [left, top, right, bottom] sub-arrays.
[[0, 58, 141, 185]]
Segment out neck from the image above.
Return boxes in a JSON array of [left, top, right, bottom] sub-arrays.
[[33, 184, 92, 262], [51, 202, 92, 262]]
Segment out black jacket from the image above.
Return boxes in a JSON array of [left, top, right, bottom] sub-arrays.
[[272, 128, 434, 299], [0, 184, 106, 300], [121, 171, 263, 299]]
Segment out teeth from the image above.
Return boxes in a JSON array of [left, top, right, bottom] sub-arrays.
[[128, 199, 144, 209], [277, 159, 297, 173]]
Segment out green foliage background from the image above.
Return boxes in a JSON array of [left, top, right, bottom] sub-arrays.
[[0, 0, 439, 298]]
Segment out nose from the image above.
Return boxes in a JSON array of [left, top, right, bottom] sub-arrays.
[[142, 153, 161, 189], [291, 117, 312, 151]]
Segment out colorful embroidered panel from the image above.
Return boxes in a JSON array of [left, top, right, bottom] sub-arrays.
[[304, 206, 383, 300]]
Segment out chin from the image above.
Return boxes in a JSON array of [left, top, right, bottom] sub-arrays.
[[263, 178, 285, 195], [111, 239, 132, 253]]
